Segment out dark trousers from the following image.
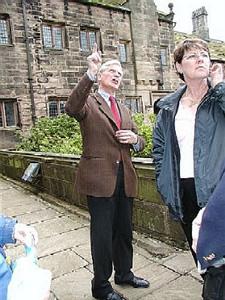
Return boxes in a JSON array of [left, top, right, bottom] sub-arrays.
[[203, 265, 225, 300], [180, 178, 225, 299], [180, 178, 201, 265], [87, 163, 134, 298]]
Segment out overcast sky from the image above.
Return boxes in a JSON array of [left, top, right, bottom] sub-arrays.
[[154, 0, 225, 42]]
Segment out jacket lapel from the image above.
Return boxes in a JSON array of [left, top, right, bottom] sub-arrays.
[[94, 92, 121, 129], [158, 85, 186, 111]]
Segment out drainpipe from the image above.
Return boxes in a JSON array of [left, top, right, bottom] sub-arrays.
[[22, 0, 36, 125], [159, 53, 164, 90], [128, 12, 138, 94]]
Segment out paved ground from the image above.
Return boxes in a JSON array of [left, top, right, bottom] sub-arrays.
[[0, 175, 204, 299]]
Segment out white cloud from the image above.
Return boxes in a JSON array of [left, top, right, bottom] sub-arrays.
[[154, 0, 225, 41]]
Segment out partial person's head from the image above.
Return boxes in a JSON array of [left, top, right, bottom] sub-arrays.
[[97, 60, 123, 94], [174, 38, 211, 82]]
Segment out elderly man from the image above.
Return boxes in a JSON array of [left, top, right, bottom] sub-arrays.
[[65, 44, 149, 300]]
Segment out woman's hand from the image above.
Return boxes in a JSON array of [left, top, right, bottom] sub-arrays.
[[210, 63, 224, 88]]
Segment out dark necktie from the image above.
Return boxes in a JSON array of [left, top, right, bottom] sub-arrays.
[[109, 95, 121, 129]]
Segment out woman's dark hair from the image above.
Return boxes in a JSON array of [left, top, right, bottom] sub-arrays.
[[174, 38, 210, 81], [153, 98, 161, 115]]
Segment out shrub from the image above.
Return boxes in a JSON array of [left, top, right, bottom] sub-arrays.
[[17, 113, 155, 158], [16, 115, 82, 155], [132, 113, 155, 158]]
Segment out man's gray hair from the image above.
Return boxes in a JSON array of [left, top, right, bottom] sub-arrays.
[[98, 60, 123, 76]]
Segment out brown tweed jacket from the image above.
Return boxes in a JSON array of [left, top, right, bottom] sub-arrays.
[[65, 74, 145, 197]]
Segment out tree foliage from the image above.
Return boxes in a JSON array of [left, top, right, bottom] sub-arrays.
[[17, 113, 155, 158]]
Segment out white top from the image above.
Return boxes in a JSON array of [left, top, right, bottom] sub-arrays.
[[175, 103, 197, 178]]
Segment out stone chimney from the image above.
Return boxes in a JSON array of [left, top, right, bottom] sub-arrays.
[[192, 7, 209, 40]]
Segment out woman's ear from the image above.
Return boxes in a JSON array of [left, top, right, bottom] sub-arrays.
[[175, 62, 183, 75]]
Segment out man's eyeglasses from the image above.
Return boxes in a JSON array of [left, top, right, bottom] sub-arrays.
[[183, 52, 210, 61]]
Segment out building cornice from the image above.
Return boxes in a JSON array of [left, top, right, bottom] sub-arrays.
[[69, 0, 131, 13]]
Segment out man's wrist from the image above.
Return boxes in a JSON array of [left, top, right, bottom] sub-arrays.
[[86, 70, 97, 82], [132, 136, 140, 152]]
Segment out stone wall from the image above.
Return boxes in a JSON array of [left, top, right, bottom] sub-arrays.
[[0, 0, 175, 147], [0, 149, 186, 247], [124, 0, 176, 109], [0, 130, 19, 149]]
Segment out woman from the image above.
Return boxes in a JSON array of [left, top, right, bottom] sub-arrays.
[[0, 215, 38, 300], [152, 38, 225, 265]]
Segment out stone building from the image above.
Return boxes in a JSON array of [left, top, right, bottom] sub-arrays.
[[0, 0, 177, 148], [192, 6, 209, 41], [0, 0, 224, 149]]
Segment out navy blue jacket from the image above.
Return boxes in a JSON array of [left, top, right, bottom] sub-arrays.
[[197, 161, 225, 270], [152, 82, 225, 220]]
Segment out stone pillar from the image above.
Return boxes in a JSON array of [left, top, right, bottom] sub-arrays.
[[192, 6, 209, 40], [124, 0, 162, 107]]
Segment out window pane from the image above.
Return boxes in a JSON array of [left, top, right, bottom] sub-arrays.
[[5, 102, 15, 126], [49, 101, 58, 117], [80, 31, 88, 51], [60, 101, 65, 114], [124, 99, 132, 110], [89, 31, 96, 50], [53, 27, 62, 49], [125, 98, 142, 113], [43, 25, 52, 48], [118, 43, 127, 63], [0, 103, 3, 127], [160, 48, 167, 66], [130, 100, 138, 113], [0, 19, 9, 44]]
